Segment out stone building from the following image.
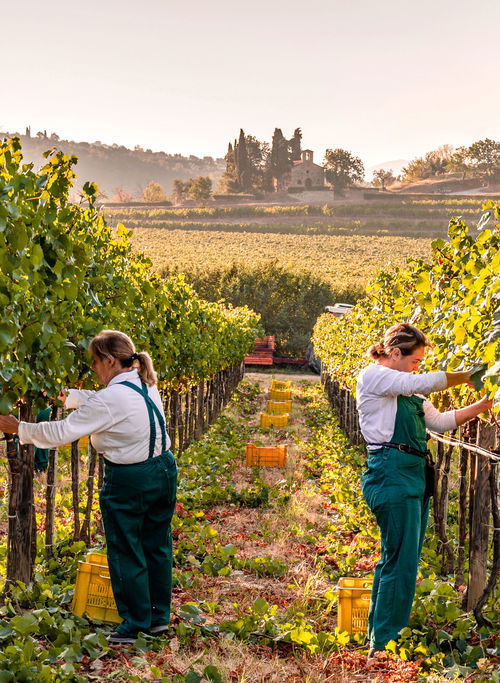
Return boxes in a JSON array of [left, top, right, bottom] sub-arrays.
[[288, 150, 325, 190]]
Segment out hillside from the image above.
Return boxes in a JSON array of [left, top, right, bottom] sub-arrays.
[[0, 131, 225, 199], [389, 174, 500, 194]]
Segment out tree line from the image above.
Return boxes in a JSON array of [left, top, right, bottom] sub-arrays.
[[1, 129, 223, 202], [218, 128, 365, 197], [373, 139, 500, 189], [124, 135, 500, 202], [131, 128, 367, 202]]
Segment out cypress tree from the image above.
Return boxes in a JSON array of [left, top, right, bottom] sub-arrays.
[[236, 129, 251, 192], [269, 128, 291, 191], [288, 127, 302, 162], [219, 142, 239, 193]]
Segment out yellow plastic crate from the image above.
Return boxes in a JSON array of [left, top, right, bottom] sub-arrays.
[[260, 413, 289, 428], [267, 400, 292, 414], [271, 380, 292, 391], [72, 552, 122, 624], [336, 577, 373, 634], [269, 389, 292, 401], [246, 444, 287, 467], [85, 551, 108, 566]]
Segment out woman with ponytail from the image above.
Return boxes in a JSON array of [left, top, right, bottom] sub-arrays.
[[356, 323, 491, 657], [0, 330, 177, 644]]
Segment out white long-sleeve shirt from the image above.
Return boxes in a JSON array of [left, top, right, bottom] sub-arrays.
[[356, 364, 457, 449], [18, 369, 171, 464]]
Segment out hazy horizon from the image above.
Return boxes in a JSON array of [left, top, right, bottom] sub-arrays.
[[2, 0, 499, 168]]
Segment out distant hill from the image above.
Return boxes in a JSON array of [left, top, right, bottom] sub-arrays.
[[367, 159, 409, 176], [389, 173, 500, 195], [0, 131, 225, 200]]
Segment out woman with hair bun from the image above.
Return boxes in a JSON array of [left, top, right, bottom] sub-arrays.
[[356, 322, 491, 657], [0, 330, 177, 644]]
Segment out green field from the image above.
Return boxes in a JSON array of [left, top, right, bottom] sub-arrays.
[[105, 195, 496, 239], [130, 228, 431, 292], [107, 196, 496, 292], [117, 197, 490, 354]]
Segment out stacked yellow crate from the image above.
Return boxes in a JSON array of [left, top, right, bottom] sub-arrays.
[[250, 380, 293, 466], [260, 413, 289, 428], [271, 380, 292, 391]]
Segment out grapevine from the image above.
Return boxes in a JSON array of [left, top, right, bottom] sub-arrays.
[[0, 137, 261, 414]]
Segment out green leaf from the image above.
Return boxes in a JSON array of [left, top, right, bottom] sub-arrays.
[[203, 666, 223, 683], [184, 673, 203, 683], [0, 323, 17, 352], [0, 392, 17, 414], [30, 243, 44, 268], [83, 181, 98, 196], [469, 363, 488, 391], [0, 626, 13, 641], [252, 597, 269, 615], [416, 578, 435, 593], [10, 613, 38, 635]]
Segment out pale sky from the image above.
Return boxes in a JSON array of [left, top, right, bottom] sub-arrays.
[[2, 0, 499, 167]]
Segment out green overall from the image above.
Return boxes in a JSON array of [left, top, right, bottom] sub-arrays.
[[34, 408, 52, 472], [361, 395, 429, 651], [99, 381, 177, 637]]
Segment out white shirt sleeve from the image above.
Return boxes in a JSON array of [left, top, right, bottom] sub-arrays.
[[18, 396, 114, 449], [18, 370, 170, 463], [356, 364, 449, 447], [65, 389, 97, 410], [364, 365, 448, 397], [423, 399, 457, 433]]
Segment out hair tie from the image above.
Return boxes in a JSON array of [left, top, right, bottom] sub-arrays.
[[130, 352, 139, 361]]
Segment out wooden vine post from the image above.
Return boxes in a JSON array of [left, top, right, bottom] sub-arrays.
[[455, 427, 469, 589], [5, 404, 35, 587], [71, 440, 80, 541], [195, 382, 204, 440], [45, 447, 58, 560], [44, 406, 59, 559], [467, 421, 495, 610], [433, 439, 455, 574], [80, 443, 97, 545]]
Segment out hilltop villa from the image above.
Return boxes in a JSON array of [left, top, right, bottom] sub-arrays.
[[285, 150, 326, 190]]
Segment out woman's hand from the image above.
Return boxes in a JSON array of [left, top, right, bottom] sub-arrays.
[[476, 395, 494, 411], [0, 415, 20, 435]]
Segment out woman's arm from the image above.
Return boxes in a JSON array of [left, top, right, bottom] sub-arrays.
[[0, 388, 98, 435], [364, 365, 448, 397], [445, 371, 472, 388], [454, 396, 493, 426], [17, 396, 113, 449], [423, 400, 457, 433], [424, 395, 493, 432], [65, 389, 97, 410]]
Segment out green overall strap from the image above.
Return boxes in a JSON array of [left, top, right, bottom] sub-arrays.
[[391, 395, 427, 453], [118, 381, 167, 457]]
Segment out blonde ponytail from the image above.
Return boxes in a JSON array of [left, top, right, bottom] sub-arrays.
[[135, 351, 158, 386]]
